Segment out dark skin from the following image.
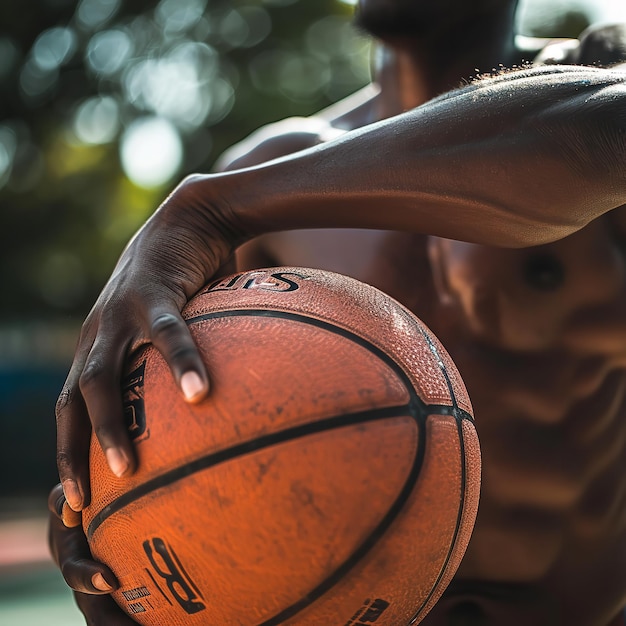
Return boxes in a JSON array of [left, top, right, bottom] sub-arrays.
[[230, 12, 626, 624], [49, 1, 626, 623]]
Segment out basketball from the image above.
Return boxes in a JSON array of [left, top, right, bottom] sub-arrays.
[[82, 266, 481, 626]]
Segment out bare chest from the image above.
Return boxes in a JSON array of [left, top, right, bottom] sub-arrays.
[[265, 223, 626, 623], [427, 339, 626, 625]]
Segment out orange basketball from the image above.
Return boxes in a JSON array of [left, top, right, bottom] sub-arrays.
[[83, 266, 480, 626]]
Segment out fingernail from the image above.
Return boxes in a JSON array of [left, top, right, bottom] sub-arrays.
[[92, 572, 114, 592], [61, 501, 82, 528], [105, 448, 129, 478], [181, 371, 206, 402], [62, 479, 83, 511]]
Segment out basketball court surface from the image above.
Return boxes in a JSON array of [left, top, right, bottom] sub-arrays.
[[0, 514, 84, 626]]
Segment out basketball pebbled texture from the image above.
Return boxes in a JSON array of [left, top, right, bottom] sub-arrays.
[[83, 267, 481, 626]]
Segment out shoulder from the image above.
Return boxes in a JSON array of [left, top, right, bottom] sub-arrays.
[[214, 115, 346, 172], [215, 84, 378, 172]]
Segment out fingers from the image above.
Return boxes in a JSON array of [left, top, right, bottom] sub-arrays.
[[80, 331, 137, 479], [146, 257, 240, 402], [56, 354, 95, 511], [148, 306, 209, 403], [48, 483, 81, 528], [58, 278, 209, 486], [56, 315, 137, 505], [48, 485, 118, 595], [57, 302, 207, 487], [48, 485, 138, 625]]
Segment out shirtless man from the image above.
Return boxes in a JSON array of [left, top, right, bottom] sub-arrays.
[[48, 2, 626, 625], [223, 2, 626, 281], [223, 3, 626, 624]]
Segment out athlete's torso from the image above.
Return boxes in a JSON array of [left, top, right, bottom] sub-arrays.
[[238, 220, 626, 625], [228, 59, 626, 622]]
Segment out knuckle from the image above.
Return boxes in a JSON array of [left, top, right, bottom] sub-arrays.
[[79, 360, 107, 392], [56, 450, 74, 475], [150, 313, 183, 338], [93, 423, 116, 442], [61, 561, 85, 590], [48, 483, 65, 514], [55, 385, 74, 419]]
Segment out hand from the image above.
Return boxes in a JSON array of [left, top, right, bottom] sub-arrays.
[[535, 22, 626, 67], [55, 175, 242, 510], [48, 483, 138, 625], [576, 22, 626, 67], [55, 63, 626, 513]]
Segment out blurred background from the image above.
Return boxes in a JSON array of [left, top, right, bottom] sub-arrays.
[[0, 0, 624, 623]]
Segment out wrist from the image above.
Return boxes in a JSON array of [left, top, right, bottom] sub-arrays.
[[161, 172, 251, 252]]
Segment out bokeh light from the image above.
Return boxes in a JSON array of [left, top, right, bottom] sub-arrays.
[[120, 116, 183, 188], [0, 0, 618, 323], [155, 0, 208, 35], [76, 0, 122, 31], [73, 96, 120, 145], [31, 27, 77, 71], [19, 59, 59, 103], [85, 29, 134, 76], [0, 127, 17, 191], [122, 41, 226, 130]]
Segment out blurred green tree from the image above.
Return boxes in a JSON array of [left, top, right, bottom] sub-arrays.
[[0, 0, 598, 325], [0, 0, 370, 323], [0, 0, 601, 499]]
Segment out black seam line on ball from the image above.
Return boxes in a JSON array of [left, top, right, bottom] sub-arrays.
[[87, 403, 416, 541], [427, 404, 473, 423], [257, 408, 426, 626], [87, 307, 457, 542], [88, 307, 461, 623], [189, 308, 470, 625], [185, 307, 466, 417], [400, 306, 471, 424], [408, 411, 468, 625], [405, 320, 470, 624], [189, 308, 466, 625], [88, 403, 425, 626]]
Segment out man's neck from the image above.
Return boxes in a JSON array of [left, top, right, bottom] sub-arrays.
[[371, 13, 522, 118]]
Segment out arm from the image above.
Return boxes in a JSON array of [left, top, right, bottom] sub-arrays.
[[218, 64, 626, 248], [214, 117, 344, 269], [53, 62, 626, 625], [57, 63, 626, 506]]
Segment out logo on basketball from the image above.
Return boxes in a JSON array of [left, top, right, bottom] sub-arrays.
[[204, 270, 305, 293], [122, 362, 148, 442], [344, 598, 390, 625], [143, 537, 206, 615]]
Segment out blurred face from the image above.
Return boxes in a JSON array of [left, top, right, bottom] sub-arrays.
[[355, 0, 518, 40]]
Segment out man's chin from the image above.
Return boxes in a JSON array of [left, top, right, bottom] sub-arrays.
[[353, 11, 432, 42]]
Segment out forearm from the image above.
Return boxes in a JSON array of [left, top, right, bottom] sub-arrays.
[[207, 65, 626, 248]]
